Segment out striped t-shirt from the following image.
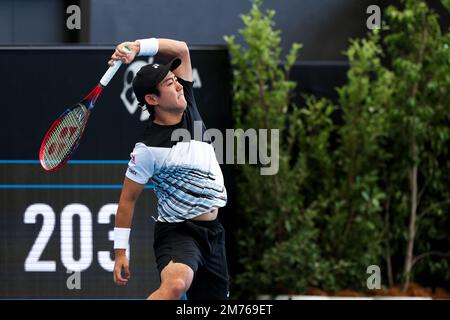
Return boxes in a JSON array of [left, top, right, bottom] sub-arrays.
[[125, 78, 227, 222]]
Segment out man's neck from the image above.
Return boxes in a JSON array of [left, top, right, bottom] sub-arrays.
[[153, 111, 183, 126]]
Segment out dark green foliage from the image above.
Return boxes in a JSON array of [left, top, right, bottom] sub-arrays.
[[225, 0, 450, 298]]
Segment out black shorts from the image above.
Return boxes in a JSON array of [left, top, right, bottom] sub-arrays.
[[153, 219, 229, 300]]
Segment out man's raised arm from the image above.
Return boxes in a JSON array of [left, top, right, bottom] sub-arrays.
[[109, 38, 192, 81]]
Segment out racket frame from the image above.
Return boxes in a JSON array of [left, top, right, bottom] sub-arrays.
[[39, 85, 103, 171], [39, 56, 127, 172]]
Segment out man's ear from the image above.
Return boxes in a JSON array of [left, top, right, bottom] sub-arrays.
[[144, 94, 158, 106]]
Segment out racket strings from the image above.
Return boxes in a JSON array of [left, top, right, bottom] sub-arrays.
[[40, 85, 103, 170], [42, 104, 89, 169]]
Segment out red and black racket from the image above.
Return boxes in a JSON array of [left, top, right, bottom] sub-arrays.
[[39, 50, 129, 171]]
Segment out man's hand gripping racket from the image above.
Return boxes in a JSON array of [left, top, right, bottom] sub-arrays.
[[39, 47, 132, 171]]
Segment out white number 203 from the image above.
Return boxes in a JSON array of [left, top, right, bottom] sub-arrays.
[[23, 203, 120, 272]]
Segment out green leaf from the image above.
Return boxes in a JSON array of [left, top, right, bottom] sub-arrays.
[[441, 0, 450, 13]]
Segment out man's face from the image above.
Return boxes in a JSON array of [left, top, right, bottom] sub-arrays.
[[155, 71, 187, 113]]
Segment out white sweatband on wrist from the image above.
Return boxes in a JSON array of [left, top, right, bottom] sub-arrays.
[[137, 38, 159, 56], [114, 227, 131, 249]]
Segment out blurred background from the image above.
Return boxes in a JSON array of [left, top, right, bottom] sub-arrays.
[[1, 0, 449, 299], [1, 0, 407, 59]]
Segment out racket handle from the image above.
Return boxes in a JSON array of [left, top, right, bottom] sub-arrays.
[[100, 60, 123, 87], [99, 46, 131, 87]]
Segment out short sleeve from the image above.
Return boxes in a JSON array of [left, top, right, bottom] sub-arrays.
[[178, 77, 204, 128], [178, 77, 196, 106], [125, 143, 155, 184]]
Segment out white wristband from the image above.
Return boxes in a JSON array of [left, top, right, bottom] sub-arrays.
[[114, 227, 131, 249], [137, 38, 159, 56]]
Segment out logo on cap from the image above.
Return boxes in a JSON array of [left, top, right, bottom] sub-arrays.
[[152, 64, 159, 69]]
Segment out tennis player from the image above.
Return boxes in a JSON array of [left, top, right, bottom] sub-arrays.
[[109, 38, 229, 300]]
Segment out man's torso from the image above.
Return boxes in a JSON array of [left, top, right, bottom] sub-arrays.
[[125, 78, 227, 222]]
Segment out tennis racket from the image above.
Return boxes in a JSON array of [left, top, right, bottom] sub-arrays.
[[39, 49, 130, 171]]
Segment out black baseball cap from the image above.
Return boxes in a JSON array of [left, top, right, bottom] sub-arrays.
[[132, 57, 182, 105]]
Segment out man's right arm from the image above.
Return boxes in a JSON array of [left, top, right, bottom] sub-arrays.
[[153, 38, 192, 81], [109, 38, 192, 81]]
